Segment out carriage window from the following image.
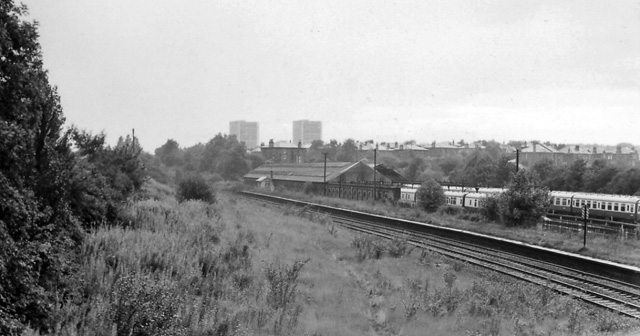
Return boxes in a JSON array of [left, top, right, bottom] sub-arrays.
[[614, 203, 619, 211], [607, 203, 612, 210], [600, 202, 605, 210]]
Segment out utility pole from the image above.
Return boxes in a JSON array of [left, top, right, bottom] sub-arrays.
[[323, 152, 327, 196], [516, 149, 520, 173], [583, 204, 589, 248], [373, 143, 378, 200]]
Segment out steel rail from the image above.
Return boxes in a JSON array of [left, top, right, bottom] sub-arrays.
[[239, 192, 640, 319]]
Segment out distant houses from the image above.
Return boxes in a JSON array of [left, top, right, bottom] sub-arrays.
[[254, 138, 638, 168]]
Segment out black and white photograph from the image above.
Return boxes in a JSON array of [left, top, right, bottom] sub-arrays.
[[2, 0, 640, 335]]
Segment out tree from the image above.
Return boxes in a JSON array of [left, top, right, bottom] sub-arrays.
[[404, 157, 427, 182], [459, 150, 495, 187], [564, 159, 587, 191], [496, 171, 550, 226], [1, 4, 149, 332], [1, 3, 83, 332], [583, 160, 619, 193], [154, 139, 183, 167], [337, 138, 358, 162], [531, 158, 555, 182], [176, 175, 216, 203], [416, 179, 445, 212], [604, 168, 640, 195], [440, 155, 462, 176], [305, 139, 325, 163]]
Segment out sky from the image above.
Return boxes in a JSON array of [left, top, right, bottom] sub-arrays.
[[23, 0, 640, 151]]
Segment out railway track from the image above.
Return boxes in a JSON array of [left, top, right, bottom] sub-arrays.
[[239, 191, 640, 319]]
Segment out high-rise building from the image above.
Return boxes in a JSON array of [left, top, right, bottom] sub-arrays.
[[292, 120, 322, 145], [229, 120, 259, 148]]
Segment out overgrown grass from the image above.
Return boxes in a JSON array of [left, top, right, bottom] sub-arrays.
[[26, 182, 640, 335], [260, 187, 640, 267], [30, 196, 309, 335]]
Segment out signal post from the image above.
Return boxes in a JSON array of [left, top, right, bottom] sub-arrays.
[[582, 205, 589, 248]]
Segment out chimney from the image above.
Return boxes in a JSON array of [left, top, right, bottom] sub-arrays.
[[592, 146, 597, 154], [617, 146, 622, 154], [533, 143, 537, 153], [575, 145, 580, 152], [432, 141, 436, 148], [394, 141, 398, 148], [269, 139, 274, 148], [400, 144, 404, 150], [298, 140, 302, 148]]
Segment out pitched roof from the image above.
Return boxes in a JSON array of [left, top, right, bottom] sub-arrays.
[[374, 164, 409, 183], [244, 161, 364, 183], [520, 143, 556, 153]]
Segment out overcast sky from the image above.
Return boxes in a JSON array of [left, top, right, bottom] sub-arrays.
[[24, 0, 640, 151]]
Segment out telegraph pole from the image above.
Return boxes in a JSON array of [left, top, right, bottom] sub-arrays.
[[323, 152, 328, 196], [516, 149, 520, 173], [373, 143, 378, 200], [583, 204, 589, 248]]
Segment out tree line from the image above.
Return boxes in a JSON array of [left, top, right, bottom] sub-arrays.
[[531, 158, 640, 196], [1, 3, 146, 333], [373, 141, 640, 196], [151, 135, 264, 185]]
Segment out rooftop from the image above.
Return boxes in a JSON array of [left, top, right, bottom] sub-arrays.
[[244, 161, 363, 183]]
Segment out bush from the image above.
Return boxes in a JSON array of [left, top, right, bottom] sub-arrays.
[[176, 175, 216, 203], [480, 195, 500, 221], [416, 179, 445, 213], [497, 171, 550, 226]]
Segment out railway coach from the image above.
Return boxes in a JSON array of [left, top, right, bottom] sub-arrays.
[[399, 187, 486, 210], [549, 192, 640, 223]]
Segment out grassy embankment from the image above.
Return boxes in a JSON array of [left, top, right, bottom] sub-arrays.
[[27, 180, 640, 335], [264, 188, 640, 267]]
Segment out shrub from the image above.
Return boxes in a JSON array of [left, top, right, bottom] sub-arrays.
[[438, 205, 461, 216], [302, 182, 315, 195], [176, 175, 216, 203], [480, 195, 500, 221], [497, 171, 550, 226], [416, 179, 445, 213]]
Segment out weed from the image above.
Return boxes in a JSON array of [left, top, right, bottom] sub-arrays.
[[351, 234, 385, 261], [444, 271, 457, 290], [327, 224, 338, 236], [386, 234, 414, 258], [452, 260, 465, 272], [263, 259, 309, 335], [419, 248, 431, 265]]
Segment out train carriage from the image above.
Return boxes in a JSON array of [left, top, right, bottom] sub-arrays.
[[549, 191, 640, 223]]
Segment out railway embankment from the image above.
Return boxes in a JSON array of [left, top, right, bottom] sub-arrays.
[[243, 191, 640, 286]]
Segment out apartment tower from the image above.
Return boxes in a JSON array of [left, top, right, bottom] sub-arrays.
[[229, 120, 259, 148], [292, 120, 322, 145]]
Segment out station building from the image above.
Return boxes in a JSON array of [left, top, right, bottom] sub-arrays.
[[243, 160, 404, 200]]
